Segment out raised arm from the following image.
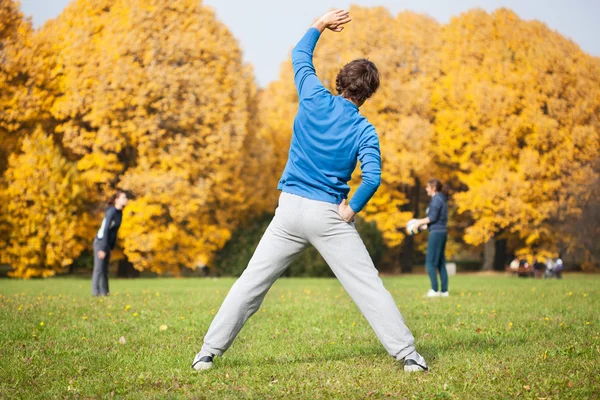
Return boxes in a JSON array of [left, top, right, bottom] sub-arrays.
[[292, 9, 351, 100]]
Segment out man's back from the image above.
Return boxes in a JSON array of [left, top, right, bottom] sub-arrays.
[[278, 27, 380, 213]]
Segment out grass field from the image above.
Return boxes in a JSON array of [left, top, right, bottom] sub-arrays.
[[0, 275, 598, 399]]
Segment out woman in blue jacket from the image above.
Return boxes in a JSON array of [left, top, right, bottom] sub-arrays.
[[414, 179, 449, 297]]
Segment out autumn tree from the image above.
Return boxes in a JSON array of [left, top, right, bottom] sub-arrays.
[[0, 0, 61, 257], [38, 0, 271, 274], [431, 9, 600, 267], [568, 175, 600, 270], [0, 0, 31, 173], [1, 128, 92, 278], [0, 0, 61, 171], [3, 3, 598, 277]]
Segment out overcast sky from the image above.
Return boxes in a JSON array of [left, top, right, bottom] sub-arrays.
[[20, 0, 600, 87]]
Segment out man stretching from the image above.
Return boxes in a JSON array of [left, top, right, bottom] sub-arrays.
[[192, 9, 428, 373]]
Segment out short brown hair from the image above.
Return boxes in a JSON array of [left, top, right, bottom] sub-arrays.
[[107, 189, 129, 206], [335, 59, 380, 106], [428, 179, 449, 197]]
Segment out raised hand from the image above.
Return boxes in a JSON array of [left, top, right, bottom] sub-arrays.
[[312, 9, 352, 33]]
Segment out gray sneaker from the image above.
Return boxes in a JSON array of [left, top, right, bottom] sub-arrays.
[[191, 351, 214, 371], [403, 351, 428, 372]]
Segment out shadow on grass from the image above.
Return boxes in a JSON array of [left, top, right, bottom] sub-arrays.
[[213, 332, 530, 370], [421, 333, 531, 362], [219, 346, 385, 369]]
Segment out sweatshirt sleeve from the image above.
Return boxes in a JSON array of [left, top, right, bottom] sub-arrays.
[[292, 28, 328, 101], [349, 128, 381, 213]]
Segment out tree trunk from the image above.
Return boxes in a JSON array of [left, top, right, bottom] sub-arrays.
[[399, 177, 421, 273], [483, 238, 495, 270], [493, 238, 508, 271], [117, 258, 139, 278], [414, 177, 421, 218], [400, 235, 414, 273]]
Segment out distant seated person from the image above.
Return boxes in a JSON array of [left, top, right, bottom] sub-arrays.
[[533, 258, 545, 279], [555, 257, 564, 279], [516, 258, 532, 277], [509, 257, 519, 270]]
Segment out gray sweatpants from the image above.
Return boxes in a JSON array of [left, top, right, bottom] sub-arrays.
[[202, 192, 416, 360], [91, 240, 110, 296]]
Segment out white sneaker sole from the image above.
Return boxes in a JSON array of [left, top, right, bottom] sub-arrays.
[[404, 364, 427, 372], [192, 361, 213, 371]]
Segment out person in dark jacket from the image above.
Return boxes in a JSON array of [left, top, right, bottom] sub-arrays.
[[413, 179, 449, 297], [91, 190, 129, 296]]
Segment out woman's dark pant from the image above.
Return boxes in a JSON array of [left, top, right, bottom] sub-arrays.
[[426, 231, 448, 292], [92, 240, 110, 296]]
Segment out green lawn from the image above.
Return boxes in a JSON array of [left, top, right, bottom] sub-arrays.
[[0, 275, 598, 399]]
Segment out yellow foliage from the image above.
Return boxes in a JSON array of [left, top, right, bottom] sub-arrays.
[[1, 128, 92, 278], [1, 3, 598, 276], [32, 0, 272, 273], [433, 9, 600, 255], [0, 0, 32, 173]]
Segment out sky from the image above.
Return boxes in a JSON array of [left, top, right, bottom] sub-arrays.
[[19, 0, 600, 87]]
